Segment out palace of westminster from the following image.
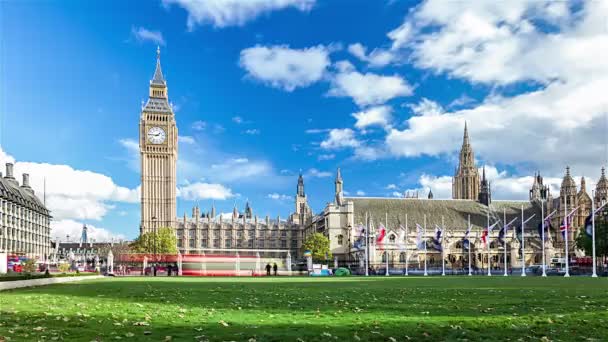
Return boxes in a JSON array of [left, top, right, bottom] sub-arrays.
[[1, 49, 607, 269]]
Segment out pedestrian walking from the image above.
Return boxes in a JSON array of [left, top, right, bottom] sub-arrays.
[[265, 263, 271, 276], [273, 263, 278, 276]]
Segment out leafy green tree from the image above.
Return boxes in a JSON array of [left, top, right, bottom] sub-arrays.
[[576, 218, 608, 259], [302, 233, 332, 261], [58, 263, 70, 273], [22, 259, 37, 274], [132, 227, 178, 255]]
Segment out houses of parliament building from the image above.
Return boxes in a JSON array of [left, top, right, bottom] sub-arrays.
[[139, 49, 607, 266]]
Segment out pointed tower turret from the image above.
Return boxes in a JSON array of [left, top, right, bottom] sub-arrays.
[[335, 167, 344, 206], [210, 201, 216, 220], [452, 122, 480, 200], [297, 172, 305, 197], [427, 189, 434, 199], [478, 166, 491, 206], [244, 200, 253, 219], [595, 167, 608, 204], [292, 173, 312, 225]]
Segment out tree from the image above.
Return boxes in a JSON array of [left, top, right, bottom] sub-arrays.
[[58, 263, 70, 273], [302, 233, 332, 261], [575, 218, 608, 260], [22, 259, 37, 274], [131, 227, 178, 255]]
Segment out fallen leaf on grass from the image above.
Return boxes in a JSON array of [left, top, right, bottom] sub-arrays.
[[219, 320, 229, 327]]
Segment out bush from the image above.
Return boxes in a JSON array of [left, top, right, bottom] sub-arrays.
[[58, 263, 70, 273], [22, 259, 37, 274]]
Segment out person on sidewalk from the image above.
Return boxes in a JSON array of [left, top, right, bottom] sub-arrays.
[[265, 263, 271, 276]]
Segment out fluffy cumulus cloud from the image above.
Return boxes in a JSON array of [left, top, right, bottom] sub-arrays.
[[327, 70, 413, 107], [51, 219, 127, 242], [178, 182, 234, 200], [320, 128, 360, 150], [131, 26, 165, 46], [163, 0, 315, 29], [415, 165, 591, 200], [0, 147, 134, 241], [383, 0, 608, 175], [207, 158, 273, 183], [306, 168, 332, 178], [267, 193, 291, 201], [352, 105, 392, 129], [0, 147, 138, 222], [347, 43, 395, 68], [239, 45, 330, 91]]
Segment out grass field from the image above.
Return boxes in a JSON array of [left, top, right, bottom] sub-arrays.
[[1, 276, 607, 341]]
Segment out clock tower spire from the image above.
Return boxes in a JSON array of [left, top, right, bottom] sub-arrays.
[[139, 47, 178, 235]]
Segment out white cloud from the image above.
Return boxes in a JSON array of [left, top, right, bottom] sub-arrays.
[[352, 105, 392, 129], [320, 128, 360, 150], [327, 70, 413, 107], [408, 98, 444, 117], [239, 44, 330, 91], [317, 153, 335, 161], [305, 128, 330, 134], [178, 182, 234, 200], [131, 26, 165, 46], [267, 193, 291, 201], [192, 120, 207, 131], [414, 165, 597, 201], [391, 191, 403, 198], [0, 147, 138, 222], [381, 0, 608, 174], [356, 190, 366, 196], [386, 184, 398, 190], [208, 158, 273, 183], [178, 136, 196, 144], [347, 43, 395, 68], [118, 138, 139, 172], [232, 116, 244, 124], [51, 219, 126, 243], [306, 168, 332, 178], [244, 129, 261, 135], [163, 0, 315, 29]]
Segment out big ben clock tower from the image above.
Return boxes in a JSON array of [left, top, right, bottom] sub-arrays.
[[139, 47, 177, 235]]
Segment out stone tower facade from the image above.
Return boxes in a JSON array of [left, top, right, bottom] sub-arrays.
[[291, 173, 313, 225], [595, 167, 608, 205], [452, 123, 480, 200], [478, 166, 491, 206], [139, 47, 178, 234]]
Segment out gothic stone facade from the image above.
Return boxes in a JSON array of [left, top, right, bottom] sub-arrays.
[[0, 163, 52, 259], [313, 125, 608, 268], [137, 50, 315, 256]]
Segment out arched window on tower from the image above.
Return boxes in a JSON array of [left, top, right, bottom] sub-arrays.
[[337, 234, 344, 246], [389, 235, 396, 243]]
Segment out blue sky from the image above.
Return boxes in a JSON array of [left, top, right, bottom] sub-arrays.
[[1, 0, 607, 241]]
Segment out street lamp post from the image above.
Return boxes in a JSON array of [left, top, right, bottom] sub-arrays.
[[152, 216, 157, 275]]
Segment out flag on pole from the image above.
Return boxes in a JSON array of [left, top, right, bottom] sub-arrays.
[[376, 223, 387, 249], [481, 222, 499, 247], [537, 219, 551, 241], [433, 225, 443, 251], [462, 224, 472, 250], [353, 224, 365, 250], [415, 224, 425, 250], [560, 217, 571, 238], [584, 214, 593, 237], [397, 225, 406, 251]]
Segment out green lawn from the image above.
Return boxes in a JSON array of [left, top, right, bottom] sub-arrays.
[[1, 276, 607, 341]]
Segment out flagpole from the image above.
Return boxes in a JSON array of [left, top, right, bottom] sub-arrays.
[[592, 191, 597, 278], [441, 216, 445, 276], [541, 200, 547, 277], [385, 213, 389, 276], [424, 214, 428, 277], [487, 209, 491, 276], [504, 208, 508, 277], [521, 205, 526, 277], [365, 212, 369, 277], [468, 214, 472, 276], [405, 213, 409, 276], [564, 198, 570, 277]]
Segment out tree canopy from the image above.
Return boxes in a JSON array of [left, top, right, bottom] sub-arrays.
[[302, 233, 332, 261], [576, 217, 608, 258], [131, 227, 178, 255]]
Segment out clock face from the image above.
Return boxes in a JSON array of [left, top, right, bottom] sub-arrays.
[[147, 126, 166, 144]]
